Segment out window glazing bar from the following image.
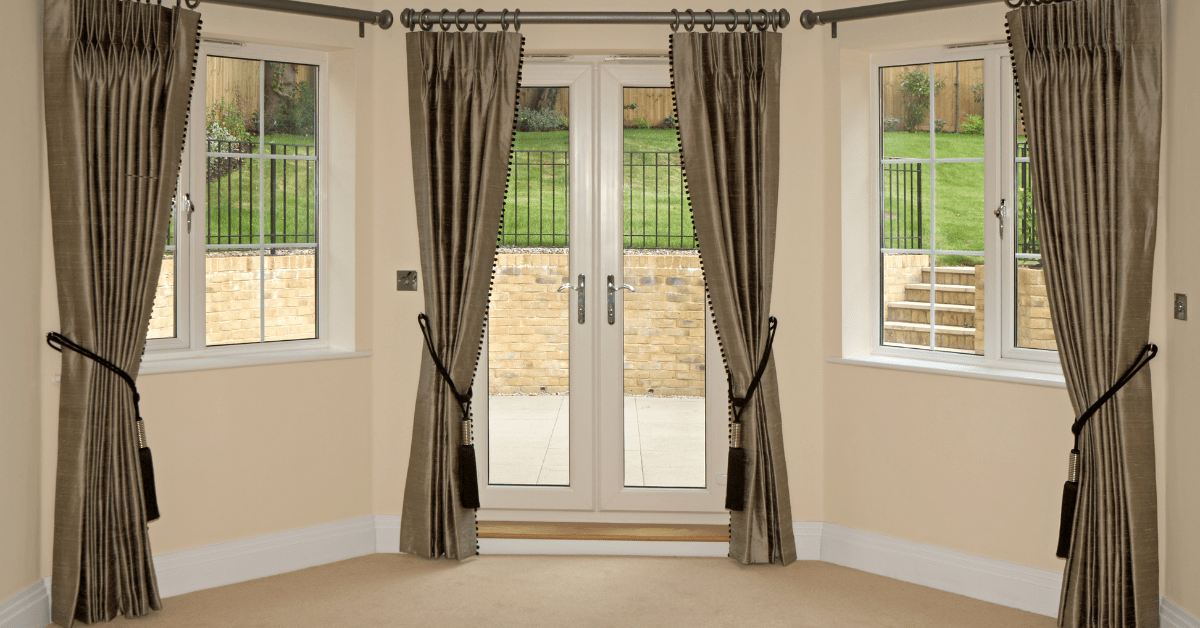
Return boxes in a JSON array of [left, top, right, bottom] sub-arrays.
[[800, 0, 1026, 31]]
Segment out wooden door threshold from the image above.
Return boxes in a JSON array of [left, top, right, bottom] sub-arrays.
[[477, 521, 729, 542]]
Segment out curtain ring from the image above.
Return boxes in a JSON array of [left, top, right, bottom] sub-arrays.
[[499, 8, 509, 30], [438, 8, 452, 30], [1003, 0, 1022, 6], [418, 8, 433, 30], [755, 8, 769, 31], [725, 9, 739, 31], [184, 0, 200, 8], [670, 9, 680, 32], [743, 8, 754, 31], [684, 9, 696, 31], [455, 8, 469, 30], [473, 8, 486, 30], [703, 9, 716, 31], [512, 8, 521, 31]]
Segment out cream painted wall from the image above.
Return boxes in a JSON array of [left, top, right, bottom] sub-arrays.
[[816, 0, 1174, 580], [1162, 0, 1200, 618], [0, 0, 45, 602]]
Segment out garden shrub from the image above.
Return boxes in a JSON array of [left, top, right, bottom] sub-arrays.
[[898, 67, 945, 132], [516, 107, 568, 132], [961, 114, 984, 135]]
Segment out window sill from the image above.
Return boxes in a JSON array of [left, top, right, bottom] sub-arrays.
[[139, 346, 371, 376], [826, 354, 1066, 388]]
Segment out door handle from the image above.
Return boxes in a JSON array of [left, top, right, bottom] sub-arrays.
[[607, 274, 635, 325], [558, 274, 586, 324]]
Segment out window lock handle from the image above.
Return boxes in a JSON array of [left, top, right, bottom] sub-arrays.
[[995, 199, 1006, 239]]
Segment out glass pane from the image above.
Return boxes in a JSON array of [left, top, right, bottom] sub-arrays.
[[881, 161, 929, 250], [264, 62, 318, 148], [934, 162, 986, 253], [934, 60, 984, 158], [882, 252, 932, 350], [1013, 97, 1055, 350], [147, 197, 177, 340], [488, 86, 570, 486], [206, 56, 261, 154], [264, 247, 317, 341], [206, 249, 262, 345], [622, 86, 705, 489], [881, 64, 931, 160]]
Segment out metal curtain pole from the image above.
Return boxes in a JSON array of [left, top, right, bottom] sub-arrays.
[[184, 0, 394, 36], [799, 0, 1051, 37], [399, 8, 791, 31]]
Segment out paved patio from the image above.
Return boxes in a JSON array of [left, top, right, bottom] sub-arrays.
[[487, 395, 706, 488]]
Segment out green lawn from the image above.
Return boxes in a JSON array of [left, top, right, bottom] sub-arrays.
[[205, 134, 317, 247]]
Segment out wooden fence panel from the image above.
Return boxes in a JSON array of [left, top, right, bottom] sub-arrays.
[[205, 57, 317, 130], [623, 87, 674, 128], [880, 60, 985, 134]]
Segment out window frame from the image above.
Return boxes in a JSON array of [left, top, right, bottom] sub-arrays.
[[142, 41, 361, 374], [838, 44, 1061, 383]]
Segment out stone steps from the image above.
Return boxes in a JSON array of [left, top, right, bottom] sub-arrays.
[[885, 265, 979, 352], [904, 283, 976, 306], [885, 301, 974, 327], [883, 321, 977, 352], [919, 266, 977, 286]]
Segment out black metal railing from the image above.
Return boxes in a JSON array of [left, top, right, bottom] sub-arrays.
[[624, 151, 694, 249], [204, 139, 317, 248], [1016, 141, 1039, 255], [881, 160, 923, 249], [502, 150, 570, 247], [499, 149, 697, 249]]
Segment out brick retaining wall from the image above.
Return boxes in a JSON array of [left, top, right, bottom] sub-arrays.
[[487, 250, 706, 397]]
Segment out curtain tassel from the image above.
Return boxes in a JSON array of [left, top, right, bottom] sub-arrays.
[[458, 419, 481, 509], [137, 418, 161, 521], [725, 422, 746, 511], [1055, 448, 1078, 559]]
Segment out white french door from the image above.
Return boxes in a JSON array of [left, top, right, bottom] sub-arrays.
[[475, 58, 727, 523]]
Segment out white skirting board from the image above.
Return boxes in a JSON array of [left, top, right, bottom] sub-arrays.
[[4, 516, 1197, 628], [1163, 597, 1200, 628], [0, 579, 49, 628]]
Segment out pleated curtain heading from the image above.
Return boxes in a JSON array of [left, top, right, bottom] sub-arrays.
[[1007, 0, 1163, 625], [42, 0, 201, 625]]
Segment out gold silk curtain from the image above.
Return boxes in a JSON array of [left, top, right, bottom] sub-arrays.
[[1007, 0, 1163, 625], [42, 0, 200, 624], [400, 31, 523, 559], [670, 31, 796, 565]]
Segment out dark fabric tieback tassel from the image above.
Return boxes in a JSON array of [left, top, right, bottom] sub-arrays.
[[418, 313, 481, 509], [1056, 343, 1157, 559], [725, 316, 778, 512], [46, 332, 161, 522]]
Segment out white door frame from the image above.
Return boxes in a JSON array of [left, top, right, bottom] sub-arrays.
[[477, 57, 727, 523]]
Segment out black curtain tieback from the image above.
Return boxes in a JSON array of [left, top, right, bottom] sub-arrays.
[[1055, 342, 1157, 559], [724, 315, 778, 511], [46, 332, 160, 522], [417, 313, 481, 509]]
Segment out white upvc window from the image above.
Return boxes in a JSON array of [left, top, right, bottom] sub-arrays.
[[835, 45, 1062, 386], [143, 41, 362, 373]]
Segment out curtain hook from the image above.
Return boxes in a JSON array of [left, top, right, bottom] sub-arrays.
[[512, 8, 520, 31], [438, 8, 452, 30], [418, 8, 433, 31], [725, 9, 739, 31], [500, 8, 510, 31], [703, 9, 716, 31], [473, 8, 486, 30], [455, 8, 469, 30], [684, 9, 696, 31], [670, 9, 680, 32]]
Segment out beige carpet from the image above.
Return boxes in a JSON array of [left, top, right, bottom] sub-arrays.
[[99, 555, 1057, 628]]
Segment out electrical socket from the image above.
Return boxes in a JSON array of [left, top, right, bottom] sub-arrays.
[[1174, 293, 1187, 321], [397, 270, 418, 291]]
